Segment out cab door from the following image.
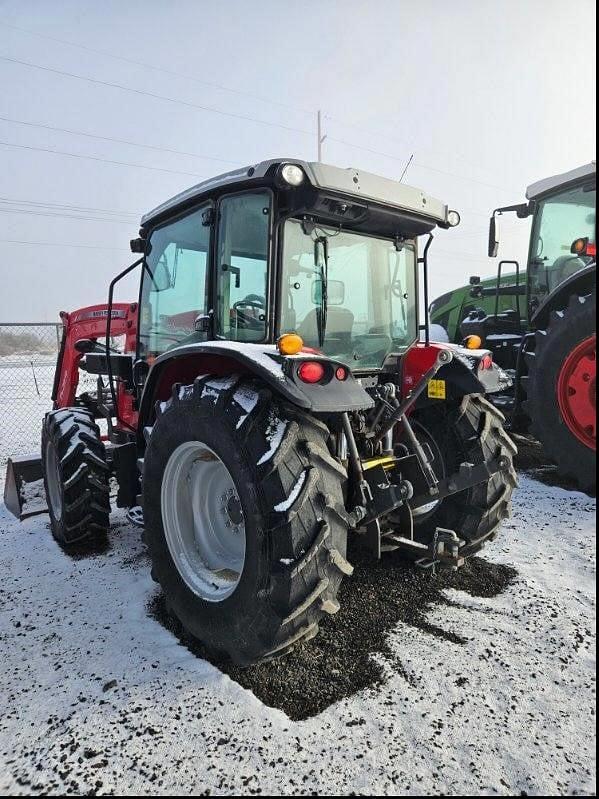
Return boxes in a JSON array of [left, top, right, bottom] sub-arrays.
[[138, 204, 213, 361], [214, 191, 272, 343]]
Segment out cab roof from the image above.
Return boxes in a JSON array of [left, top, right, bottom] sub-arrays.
[[140, 158, 455, 230], [526, 161, 596, 200]]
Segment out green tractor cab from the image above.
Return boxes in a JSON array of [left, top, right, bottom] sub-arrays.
[[430, 162, 596, 493]]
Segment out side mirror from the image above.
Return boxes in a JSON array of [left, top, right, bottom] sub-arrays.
[[149, 256, 172, 292], [488, 214, 499, 258]]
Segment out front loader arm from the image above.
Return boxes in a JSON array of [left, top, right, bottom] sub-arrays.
[[4, 302, 138, 521], [53, 303, 138, 408]]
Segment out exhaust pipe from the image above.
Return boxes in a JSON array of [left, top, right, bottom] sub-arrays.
[[3, 455, 47, 520]]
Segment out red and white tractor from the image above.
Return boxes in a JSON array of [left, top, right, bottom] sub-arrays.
[[4, 159, 517, 664]]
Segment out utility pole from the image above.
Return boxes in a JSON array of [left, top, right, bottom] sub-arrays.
[[317, 110, 327, 162]]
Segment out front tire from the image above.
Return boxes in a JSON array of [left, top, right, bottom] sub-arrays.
[[142, 375, 351, 666], [41, 408, 111, 546]]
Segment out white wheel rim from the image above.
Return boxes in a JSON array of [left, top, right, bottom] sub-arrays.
[[45, 444, 63, 521], [161, 441, 246, 602]]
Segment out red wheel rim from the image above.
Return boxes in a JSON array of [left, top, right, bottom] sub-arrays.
[[557, 335, 597, 451]]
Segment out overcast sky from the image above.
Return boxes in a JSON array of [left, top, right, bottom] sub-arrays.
[[0, 0, 596, 322]]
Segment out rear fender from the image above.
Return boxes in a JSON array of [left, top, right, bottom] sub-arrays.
[[531, 263, 596, 329], [401, 342, 502, 402], [137, 341, 374, 433]]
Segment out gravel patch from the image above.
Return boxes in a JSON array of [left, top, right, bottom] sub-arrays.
[[149, 553, 517, 720]]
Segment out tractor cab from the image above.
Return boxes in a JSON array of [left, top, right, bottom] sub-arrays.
[[130, 159, 458, 373]]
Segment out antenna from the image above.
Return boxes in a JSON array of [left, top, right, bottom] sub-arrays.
[[399, 153, 414, 183], [317, 110, 327, 162]]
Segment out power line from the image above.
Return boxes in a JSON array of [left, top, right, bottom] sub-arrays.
[[0, 21, 314, 117], [413, 162, 515, 193], [0, 140, 206, 178], [324, 112, 507, 182], [326, 135, 515, 193], [0, 238, 130, 251], [0, 22, 509, 186], [0, 55, 313, 138], [0, 196, 140, 217], [0, 207, 134, 225], [0, 116, 240, 167]]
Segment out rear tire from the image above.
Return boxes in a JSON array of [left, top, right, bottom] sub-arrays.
[[41, 408, 111, 545], [142, 375, 350, 666], [408, 394, 518, 554], [524, 290, 596, 494]]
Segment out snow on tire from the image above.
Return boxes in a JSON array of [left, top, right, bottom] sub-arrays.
[[409, 394, 518, 554], [142, 375, 351, 666]]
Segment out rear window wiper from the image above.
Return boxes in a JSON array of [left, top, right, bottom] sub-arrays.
[[314, 236, 329, 348]]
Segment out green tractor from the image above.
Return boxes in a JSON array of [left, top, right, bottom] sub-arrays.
[[431, 162, 596, 493], [429, 272, 520, 345]]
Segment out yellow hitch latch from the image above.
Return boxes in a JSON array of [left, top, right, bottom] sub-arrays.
[[362, 456, 398, 471]]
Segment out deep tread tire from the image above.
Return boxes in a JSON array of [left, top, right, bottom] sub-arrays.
[[524, 291, 596, 494], [41, 408, 110, 545], [409, 394, 518, 553], [142, 375, 349, 666]]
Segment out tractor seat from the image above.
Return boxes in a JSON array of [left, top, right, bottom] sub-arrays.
[[550, 255, 587, 291], [297, 307, 355, 351]]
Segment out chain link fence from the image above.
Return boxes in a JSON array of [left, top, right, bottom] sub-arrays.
[[0, 323, 63, 465]]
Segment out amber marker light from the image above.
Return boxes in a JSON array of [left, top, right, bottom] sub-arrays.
[[277, 333, 304, 356], [465, 334, 483, 350]]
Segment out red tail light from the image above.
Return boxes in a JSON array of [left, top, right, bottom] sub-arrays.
[[298, 361, 326, 384], [480, 354, 494, 371], [335, 366, 348, 381]]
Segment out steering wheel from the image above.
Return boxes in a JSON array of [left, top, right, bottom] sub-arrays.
[[232, 295, 266, 330]]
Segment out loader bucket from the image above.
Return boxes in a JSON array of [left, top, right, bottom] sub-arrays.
[[3, 455, 47, 520]]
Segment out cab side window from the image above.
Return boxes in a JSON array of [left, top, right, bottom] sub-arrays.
[[216, 192, 271, 342], [139, 207, 211, 357]]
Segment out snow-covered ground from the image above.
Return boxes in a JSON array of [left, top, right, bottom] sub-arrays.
[[0, 476, 596, 795]]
